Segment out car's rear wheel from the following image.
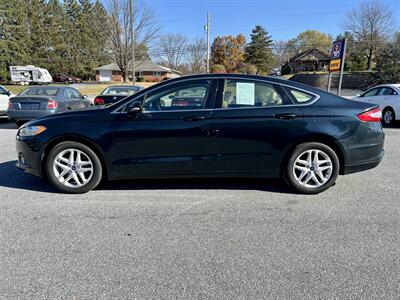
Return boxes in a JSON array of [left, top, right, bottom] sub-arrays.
[[382, 107, 395, 126], [284, 142, 339, 194], [45, 141, 102, 193]]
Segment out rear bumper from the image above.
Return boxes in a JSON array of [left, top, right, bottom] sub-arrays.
[[7, 109, 56, 122], [339, 121, 385, 175], [343, 149, 384, 174]]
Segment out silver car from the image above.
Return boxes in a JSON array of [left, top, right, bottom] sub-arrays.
[[7, 86, 91, 126]]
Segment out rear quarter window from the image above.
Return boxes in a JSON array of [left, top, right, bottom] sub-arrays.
[[284, 87, 316, 104]]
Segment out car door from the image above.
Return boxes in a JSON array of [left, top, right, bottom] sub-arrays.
[[61, 88, 76, 110], [204, 78, 305, 177], [70, 88, 89, 108], [379, 87, 400, 116], [0, 86, 10, 113], [105, 78, 218, 179]]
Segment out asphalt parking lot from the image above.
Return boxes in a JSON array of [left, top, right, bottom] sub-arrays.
[[0, 117, 399, 299]]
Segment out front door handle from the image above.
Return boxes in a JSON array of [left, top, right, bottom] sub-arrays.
[[203, 128, 220, 136], [182, 115, 206, 122], [274, 113, 297, 120]]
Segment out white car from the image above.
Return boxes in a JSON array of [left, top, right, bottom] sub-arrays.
[[0, 85, 13, 116], [352, 84, 400, 126]]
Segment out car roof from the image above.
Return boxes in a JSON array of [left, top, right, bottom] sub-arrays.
[[160, 73, 326, 94]]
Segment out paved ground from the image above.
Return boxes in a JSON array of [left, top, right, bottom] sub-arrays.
[[0, 117, 399, 299]]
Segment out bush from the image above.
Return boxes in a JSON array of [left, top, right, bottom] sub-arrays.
[[136, 76, 144, 82], [238, 63, 257, 74], [210, 64, 226, 73], [281, 63, 292, 75]]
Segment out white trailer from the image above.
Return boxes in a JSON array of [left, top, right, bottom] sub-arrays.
[[9, 65, 52, 85]]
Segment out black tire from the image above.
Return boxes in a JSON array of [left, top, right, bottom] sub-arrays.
[[382, 107, 395, 127], [283, 142, 340, 194], [45, 141, 102, 193]]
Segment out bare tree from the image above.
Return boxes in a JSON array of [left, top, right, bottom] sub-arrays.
[[344, 0, 394, 70], [186, 38, 207, 73], [106, 0, 159, 81], [156, 33, 187, 70]]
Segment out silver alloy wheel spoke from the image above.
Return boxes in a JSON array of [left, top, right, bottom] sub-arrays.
[[53, 148, 94, 188], [293, 149, 333, 188]]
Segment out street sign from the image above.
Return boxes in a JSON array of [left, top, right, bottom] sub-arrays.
[[327, 39, 347, 96], [329, 40, 345, 72]]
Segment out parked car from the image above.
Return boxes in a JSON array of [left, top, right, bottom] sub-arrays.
[[52, 74, 81, 84], [0, 85, 14, 116], [94, 85, 144, 105], [352, 84, 400, 126], [15, 74, 384, 194], [8, 86, 91, 126]]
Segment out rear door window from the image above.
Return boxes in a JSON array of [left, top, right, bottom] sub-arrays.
[[220, 80, 291, 108]]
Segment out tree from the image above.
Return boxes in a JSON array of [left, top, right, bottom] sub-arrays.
[[344, 0, 394, 70], [245, 25, 275, 74], [107, 0, 159, 81], [0, 0, 30, 80], [156, 33, 187, 70], [295, 30, 332, 53], [211, 34, 246, 73], [376, 32, 400, 83], [210, 64, 226, 73], [186, 38, 207, 73]]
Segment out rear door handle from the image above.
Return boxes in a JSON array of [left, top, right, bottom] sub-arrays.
[[274, 113, 297, 120], [182, 115, 206, 122]]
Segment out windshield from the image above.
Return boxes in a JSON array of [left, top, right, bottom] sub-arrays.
[[102, 86, 141, 95], [19, 87, 59, 96]]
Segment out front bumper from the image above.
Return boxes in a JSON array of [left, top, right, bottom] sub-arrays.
[[15, 135, 44, 177]]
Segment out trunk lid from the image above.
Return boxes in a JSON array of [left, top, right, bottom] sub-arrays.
[[9, 96, 52, 110]]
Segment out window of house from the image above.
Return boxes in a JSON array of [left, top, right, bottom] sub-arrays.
[[153, 71, 161, 77]]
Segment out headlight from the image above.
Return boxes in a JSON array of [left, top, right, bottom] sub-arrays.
[[18, 126, 47, 136]]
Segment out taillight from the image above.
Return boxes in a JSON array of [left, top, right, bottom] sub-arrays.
[[357, 108, 382, 122], [94, 97, 105, 105], [47, 99, 58, 109]]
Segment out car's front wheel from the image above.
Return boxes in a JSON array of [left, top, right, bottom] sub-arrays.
[[284, 142, 339, 194], [45, 141, 102, 193]]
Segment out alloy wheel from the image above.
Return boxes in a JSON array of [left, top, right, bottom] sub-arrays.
[[292, 149, 333, 188], [384, 110, 394, 125], [53, 148, 94, 188]]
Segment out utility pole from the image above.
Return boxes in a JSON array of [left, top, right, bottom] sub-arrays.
[[206, 11, 210, 73], [129, 0, 135, 85]]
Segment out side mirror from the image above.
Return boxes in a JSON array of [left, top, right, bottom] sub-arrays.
[[356, 93, 361, 97], [127, 101, 142, 117], [6, 91, 11, 96], [83, 95, 88, 99]]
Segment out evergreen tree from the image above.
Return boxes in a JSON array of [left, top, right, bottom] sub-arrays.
[[245, 25, 275, 74], [0, 0, 30, 80]]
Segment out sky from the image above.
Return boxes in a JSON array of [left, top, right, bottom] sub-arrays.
[[147, 0, 400, 42]]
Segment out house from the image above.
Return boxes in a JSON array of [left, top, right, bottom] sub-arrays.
[[286, 49, 330, 73], [94, 61, 181, 82]]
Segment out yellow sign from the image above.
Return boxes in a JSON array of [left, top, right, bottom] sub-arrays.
[[330, 59, 341, 72]]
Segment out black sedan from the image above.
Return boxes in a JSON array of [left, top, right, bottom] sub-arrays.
[[94, 85, 144, 105], [7, 86, 91, 126], [15, 74, 384, 194]]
